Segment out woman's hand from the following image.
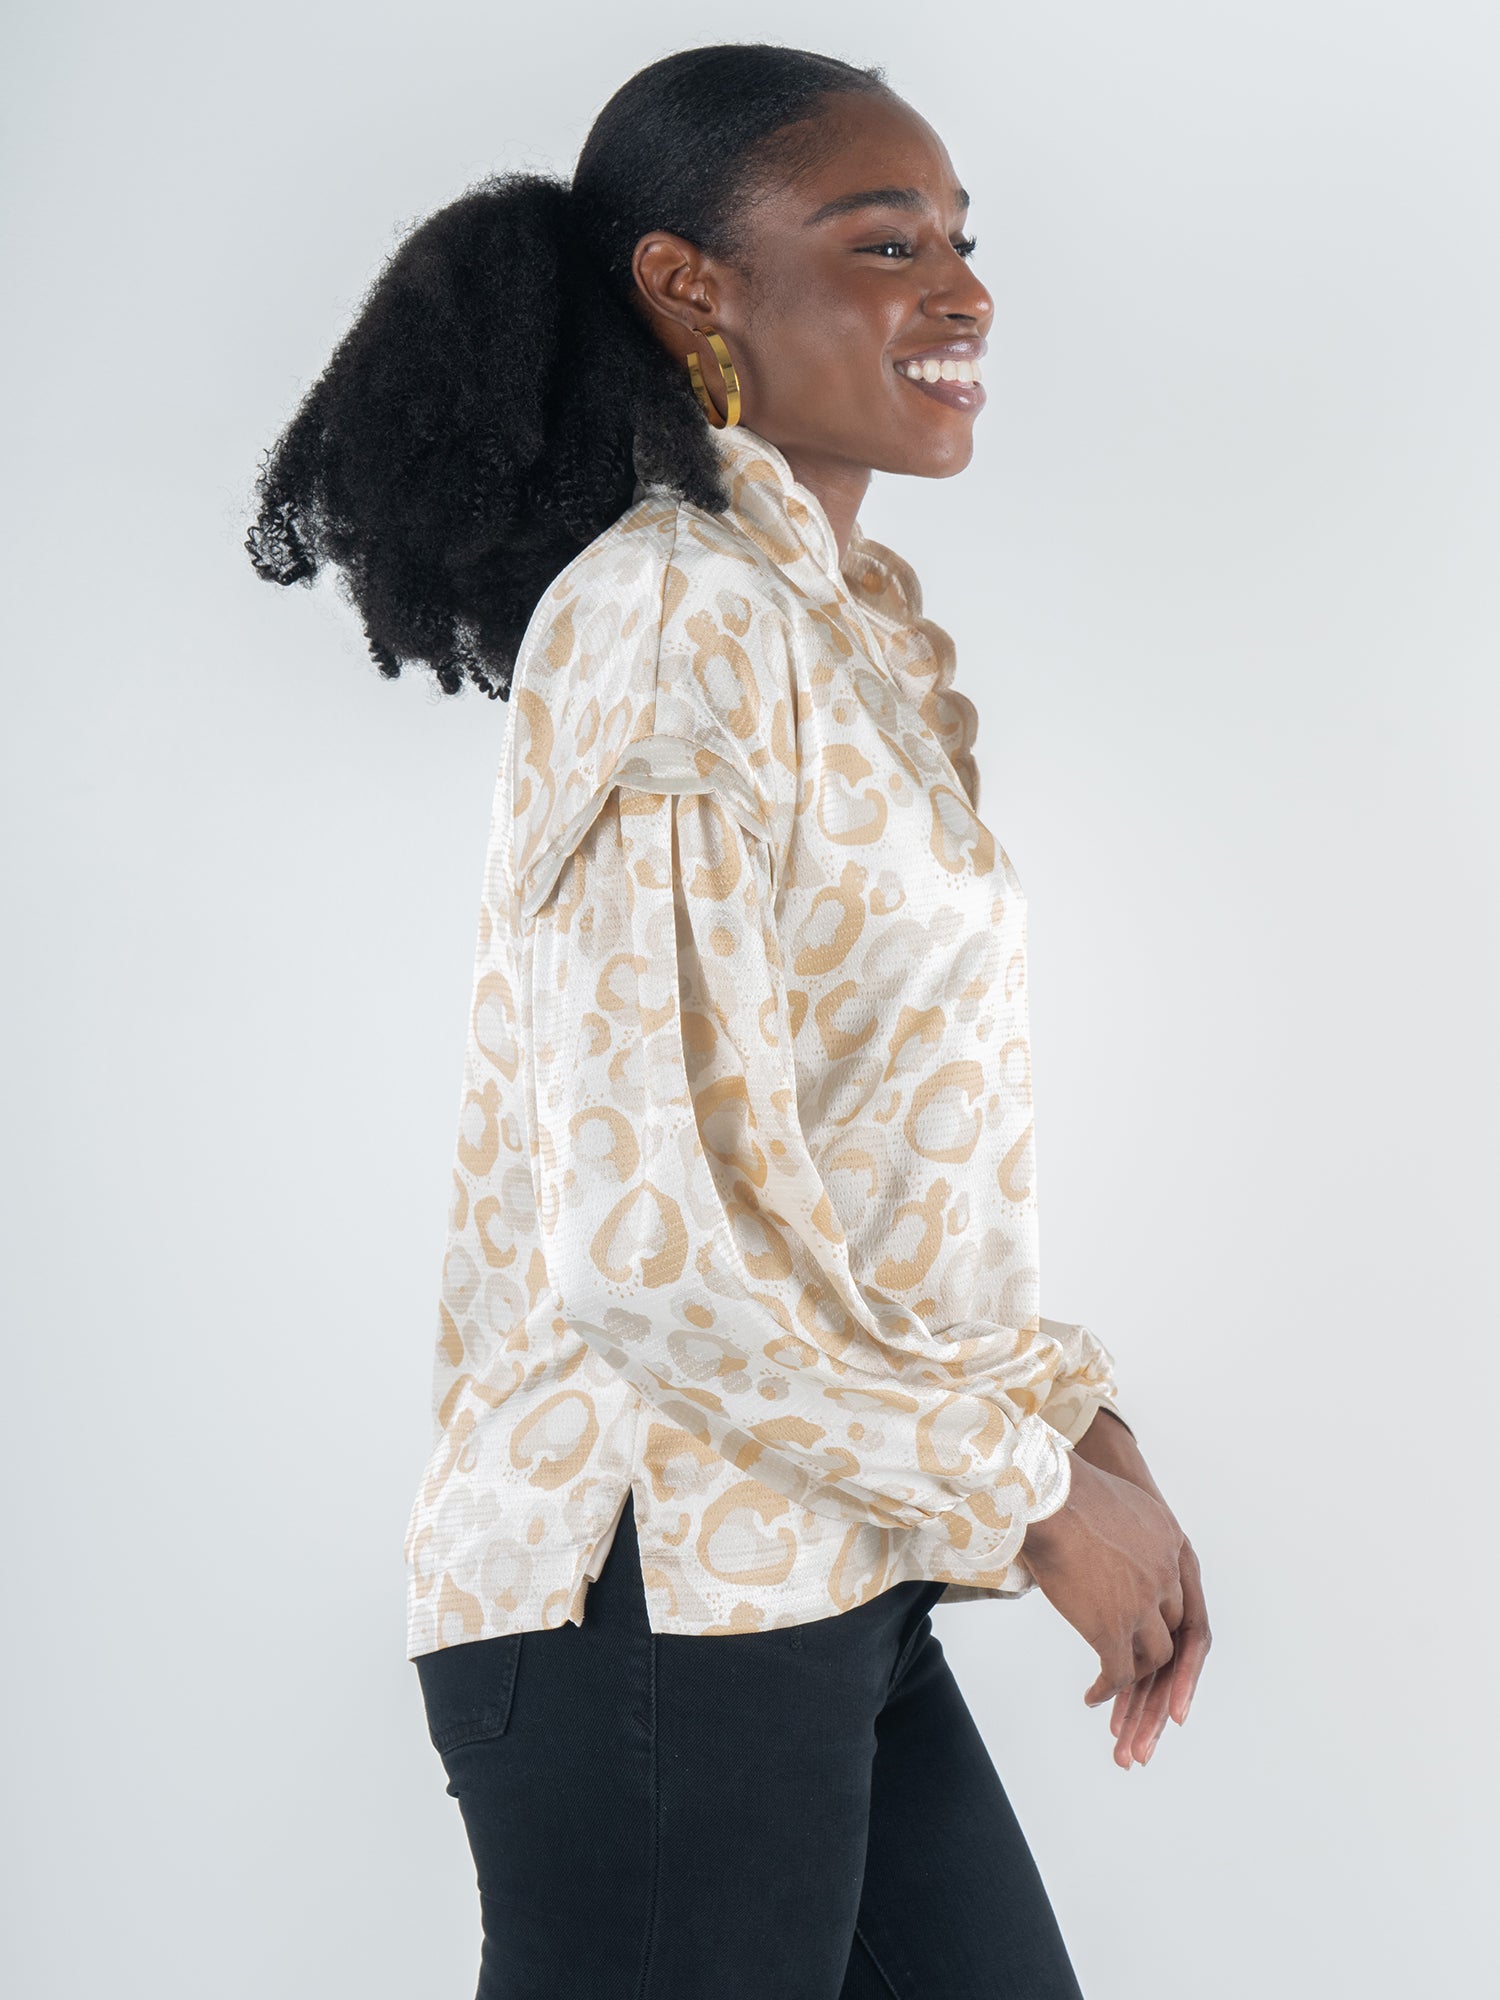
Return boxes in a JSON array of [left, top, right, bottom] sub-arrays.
[[1063, 1407, 1212, 1768], [1019, 1453, 1185, 1740]]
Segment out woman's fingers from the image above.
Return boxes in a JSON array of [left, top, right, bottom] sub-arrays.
[[1167, 1548, 1212, 1725], [1085, 1630, 1149, 1708], [1136, 1549, 1212, 1758], [1108, 1543, 1211, 1766], [1113, 1669, 1156, 1767], [1085, 1658, 1135, 1707], [1130, 1663, 1177, 1764]]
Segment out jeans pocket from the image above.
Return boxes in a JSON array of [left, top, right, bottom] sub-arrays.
[[414, 1631, 524, 1754]]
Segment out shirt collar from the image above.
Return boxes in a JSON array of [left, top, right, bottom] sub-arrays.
[[636, 418, 982, 805], [699, 421, 848, 584]]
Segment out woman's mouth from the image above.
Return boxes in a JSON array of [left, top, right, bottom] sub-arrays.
[[894, 348, 986, 412]]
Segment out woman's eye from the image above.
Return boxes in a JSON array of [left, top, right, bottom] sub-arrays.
[[861, 236, 979, 261]]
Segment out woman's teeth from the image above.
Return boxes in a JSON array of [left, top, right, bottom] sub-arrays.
[[899, 356, 982, 384]]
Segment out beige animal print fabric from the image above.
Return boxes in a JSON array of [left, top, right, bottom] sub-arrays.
[[403, 421, 1127, 1658]]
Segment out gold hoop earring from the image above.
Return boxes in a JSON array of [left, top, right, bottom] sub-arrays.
[[686, 327, 742, 430]]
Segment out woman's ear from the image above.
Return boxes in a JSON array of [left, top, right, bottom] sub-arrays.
[[630, 231, 721, 357]]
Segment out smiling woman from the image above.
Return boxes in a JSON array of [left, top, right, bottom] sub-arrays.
[[247, 39, 1207, 2000]]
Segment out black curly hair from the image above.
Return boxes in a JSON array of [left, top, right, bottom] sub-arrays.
[[245, 43, 891, 700]]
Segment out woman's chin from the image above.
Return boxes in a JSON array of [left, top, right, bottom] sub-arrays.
[[875, 417, 979, 479]]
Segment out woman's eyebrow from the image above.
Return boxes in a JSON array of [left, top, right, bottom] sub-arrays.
[[802, 184, 970, 226]]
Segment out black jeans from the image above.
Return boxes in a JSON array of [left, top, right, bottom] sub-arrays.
[[414, 1488, 1086, 1999]]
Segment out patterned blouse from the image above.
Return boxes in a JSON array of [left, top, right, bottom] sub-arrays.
[[402, 420, 1129, 1658]]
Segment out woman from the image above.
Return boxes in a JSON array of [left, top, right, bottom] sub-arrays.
[[248, 42, 1210, 2000]]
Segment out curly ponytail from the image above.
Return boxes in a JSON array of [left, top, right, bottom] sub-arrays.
[[246, 43, 889, 700]]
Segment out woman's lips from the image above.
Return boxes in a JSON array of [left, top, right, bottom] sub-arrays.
[[893, 348, 986, 413], [896, 365, 986, 412]]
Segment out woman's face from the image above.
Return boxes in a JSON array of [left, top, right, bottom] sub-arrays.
[[634, 90, 994, 484]]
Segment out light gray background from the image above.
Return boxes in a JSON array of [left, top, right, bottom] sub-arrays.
[[4, 3, 1495, 1994]]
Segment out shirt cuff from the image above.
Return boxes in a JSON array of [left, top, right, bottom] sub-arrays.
[[907, 1410, 1074, 1586]]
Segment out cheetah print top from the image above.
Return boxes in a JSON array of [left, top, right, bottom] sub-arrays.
[[402, 421, 1128, 1656]]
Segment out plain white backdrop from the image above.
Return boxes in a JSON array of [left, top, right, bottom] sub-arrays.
[[4, 2, 1495, 1993]]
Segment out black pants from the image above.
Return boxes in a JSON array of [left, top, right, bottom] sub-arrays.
[[414, 1488, 1086, 1999]]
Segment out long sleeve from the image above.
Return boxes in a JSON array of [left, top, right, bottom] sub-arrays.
[[525, 785, 1080, 1586], [1035, 1318, 1133, 1444]]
